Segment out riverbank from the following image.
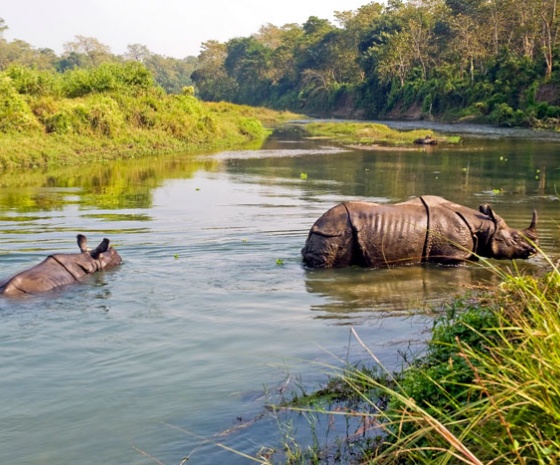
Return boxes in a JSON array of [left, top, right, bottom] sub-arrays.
[[0, 64, 298, 170], [265, 258, 560, 463], [0, 97, 298, 169]]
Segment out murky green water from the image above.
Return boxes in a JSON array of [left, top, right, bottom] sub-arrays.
[[0, 123, 558, 464]]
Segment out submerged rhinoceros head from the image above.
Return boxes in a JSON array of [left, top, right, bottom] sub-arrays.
[[77, 234, 122, 269], [479, 205, 538, 260]]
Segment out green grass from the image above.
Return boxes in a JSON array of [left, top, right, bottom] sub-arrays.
[[260, 252, 560, 464], [304, 121, 461, 147], [0, 65, 301, 169]]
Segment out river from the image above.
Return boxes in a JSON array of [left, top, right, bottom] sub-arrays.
[[0, 123, 558, 464]]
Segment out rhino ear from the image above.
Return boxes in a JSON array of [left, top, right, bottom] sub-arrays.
[[77, 234, 88, 253], [479, 204, 491, 216], [90, 238, 110, 259], [480, 204, 502, 224]]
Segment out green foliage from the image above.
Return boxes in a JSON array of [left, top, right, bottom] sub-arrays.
[[4, 66, 62, 96], [187, 0, 560, 125], [4, 2, 560, 124], [0, 62, 283, 169], [304, 121, 459, 146], [370, 264, 560, 463], [0, 76, 42, 133], [62, 62, 154, 97]]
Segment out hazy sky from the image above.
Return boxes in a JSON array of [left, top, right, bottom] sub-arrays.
[[2, 0, 370, 58]]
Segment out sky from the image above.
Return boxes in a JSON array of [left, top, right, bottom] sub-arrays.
[[2, 0, 370, 59]]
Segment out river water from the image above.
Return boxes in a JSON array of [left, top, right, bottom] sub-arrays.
[[0, 123, 558, 464]]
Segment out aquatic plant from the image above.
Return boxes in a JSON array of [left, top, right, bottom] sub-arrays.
[[304, 121, 460, 147]]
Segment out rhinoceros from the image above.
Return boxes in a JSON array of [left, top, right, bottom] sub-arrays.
[[301, 195, 537, 268], [0, 235, 122, 296]]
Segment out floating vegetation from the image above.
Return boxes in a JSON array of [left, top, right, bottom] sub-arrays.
[[304, 121, 461, 148]]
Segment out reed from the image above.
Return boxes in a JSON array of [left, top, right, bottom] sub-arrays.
[[267, 249, 560, 464]]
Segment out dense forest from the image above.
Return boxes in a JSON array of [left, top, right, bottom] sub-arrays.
[[3, 0, 560, 127], [191, 0, 560, 127]]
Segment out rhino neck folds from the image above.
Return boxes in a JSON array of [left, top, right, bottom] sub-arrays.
[[342, 202, 366, 266], [420, 197, 478, 263], [453, 210, 479, 259], [49, 255, 83, 282], [419, 196, 432, 263]]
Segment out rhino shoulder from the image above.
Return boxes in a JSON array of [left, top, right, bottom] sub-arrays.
[[50, 253, 99, 278], [309, 202, 362, 237]]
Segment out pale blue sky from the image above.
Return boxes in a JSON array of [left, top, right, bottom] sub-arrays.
[[2, 0, 370, 58]]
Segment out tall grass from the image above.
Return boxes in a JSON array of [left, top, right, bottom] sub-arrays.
[[326, 255, 560, 464], [260, 253, 560, 464]]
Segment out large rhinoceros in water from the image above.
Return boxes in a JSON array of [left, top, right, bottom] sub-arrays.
[[301, 195, 538, 268], [0, 235, 122, 296]]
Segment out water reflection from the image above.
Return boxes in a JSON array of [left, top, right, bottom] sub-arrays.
[[226, 135, 560, 204], [0, 155, 218, 212], [303, 264, 504, 322]]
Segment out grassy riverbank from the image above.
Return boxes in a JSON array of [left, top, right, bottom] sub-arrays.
[[304, 121, 462, 147], [262, 257, 560, 464], [0, 63, 298, 169]]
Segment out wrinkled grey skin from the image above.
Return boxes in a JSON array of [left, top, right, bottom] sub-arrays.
[[0, 235, 122, 296], [301, 195, 538, 268]]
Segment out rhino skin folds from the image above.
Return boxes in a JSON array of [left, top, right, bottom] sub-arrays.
[[301, 195, 537, 268]]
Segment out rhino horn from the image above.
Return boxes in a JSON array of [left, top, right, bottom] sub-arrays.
[[524, 210, 538, 241]]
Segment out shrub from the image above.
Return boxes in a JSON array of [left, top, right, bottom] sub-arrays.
[[5, 66, 62, 96], [62, 62, 155, 98], [0, 76, 42, 133]]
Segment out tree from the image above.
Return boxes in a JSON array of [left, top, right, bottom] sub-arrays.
[[145, 54, 197, 94], [374, 30, 415, 86], [63, 36, 113, 67], [0, 18, 8, 37], [538, 0, 560, 79], [191, 40, 236, 101], [224, 37, 273, 104], [124, 43, 151, 63], [448, 13, 487, 82]]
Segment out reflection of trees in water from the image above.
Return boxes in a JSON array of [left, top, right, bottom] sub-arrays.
[[0, 156, 217, 212], [228, 136, 559, 203], [304, 265, 502, 321]]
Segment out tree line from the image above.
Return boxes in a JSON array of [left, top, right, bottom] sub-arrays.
[[3, 0, 560, 128], [191, 0, 560, 127], [0, 18, 196, 94]]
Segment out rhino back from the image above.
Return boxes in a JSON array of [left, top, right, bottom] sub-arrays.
[[346, 202, 428, 267], [51, 253, 98, 277], [0, 255, 89, 296]]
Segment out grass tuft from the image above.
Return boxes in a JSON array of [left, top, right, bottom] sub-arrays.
[[261, 253, 560, 464]]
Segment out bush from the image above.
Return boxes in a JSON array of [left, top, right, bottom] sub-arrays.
[[488, 102, 527, 126], [0, 76, 42, 133], [62, 62, 155, 97], [5, 66, 62, 97]]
